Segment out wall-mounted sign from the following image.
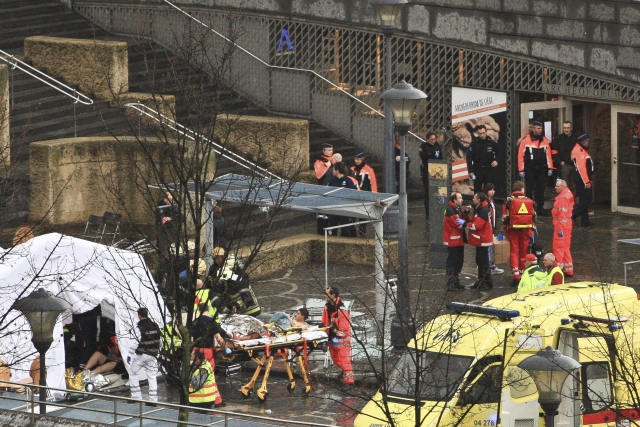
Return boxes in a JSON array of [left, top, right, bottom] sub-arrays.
[[541, 83, 621, 100], [452, 87, 507, 124], [276, 28, 295, 56]]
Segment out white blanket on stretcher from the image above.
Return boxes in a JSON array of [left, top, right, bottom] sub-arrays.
[[232, 330, 328, 348]]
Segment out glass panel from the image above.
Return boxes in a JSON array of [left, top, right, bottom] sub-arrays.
[[581, 363, 612, 413], [387, 350, 474, 401], [464, 365, 503, 404], [528, 108, 562, 141], [616, 113, 640, 209]]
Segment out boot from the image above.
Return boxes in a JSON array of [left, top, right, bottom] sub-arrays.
[[446, 275, 457, 291], [469, 280, 480, 290], [511, 278, 520, 287], [453, 275, 466, 289]]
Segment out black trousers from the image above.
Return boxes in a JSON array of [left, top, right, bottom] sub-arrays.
[[328, 215, 356, 237], [446, 246, 464, 277], [524, 166, 547, 213], [572, 179, 593, 224], [475, 246, 492, 285], [473, 167, 496, 194], [190, 401, 213, 414]]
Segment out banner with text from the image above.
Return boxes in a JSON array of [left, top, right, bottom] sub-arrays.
[[452, 87, 507, 124]]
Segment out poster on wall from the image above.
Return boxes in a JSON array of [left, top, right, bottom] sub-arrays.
[[450, 87, 508, 198]]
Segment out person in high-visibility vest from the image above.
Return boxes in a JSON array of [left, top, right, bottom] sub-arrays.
[[571, 133, 595, 227], [188, 349, 223, 412], [552, 179, 574, 276], [517, 254, 548, 292], [542, 253, 564, 286], [502, 181, 536, 287]]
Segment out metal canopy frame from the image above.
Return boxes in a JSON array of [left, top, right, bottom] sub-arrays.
[[150, 173, 398, 324]]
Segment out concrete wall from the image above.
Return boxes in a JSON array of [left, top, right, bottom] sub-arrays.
[[161, 0, 640, 83], [237, 233, 398, 280], [0, 64, 8, 166], [24, 36, 128, 99], [215, 115, 309, 179], [29, 136, 199, 226]]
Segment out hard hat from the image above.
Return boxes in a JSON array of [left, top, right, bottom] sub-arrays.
[[211, 247, 225, 257], [187, 240, 196, 251], [189, 259, 207, 277]]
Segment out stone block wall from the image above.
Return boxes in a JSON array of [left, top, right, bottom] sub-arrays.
[[29, 136, 208, 226], [24, 36, 128, 99], [156, 0, 640, 82], [215, 115, 309, 179], [238, 233, 398, 280], [0, 64, 8, 167]]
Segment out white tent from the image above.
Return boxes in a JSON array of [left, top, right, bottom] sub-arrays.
[[0, 233, 165, 398]]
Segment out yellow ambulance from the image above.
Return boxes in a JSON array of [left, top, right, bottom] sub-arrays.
[[355, 282, 640, 427]]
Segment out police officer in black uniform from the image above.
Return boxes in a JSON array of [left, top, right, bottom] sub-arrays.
[[419, 131, 442, 219], [466, 125, 501, 194]]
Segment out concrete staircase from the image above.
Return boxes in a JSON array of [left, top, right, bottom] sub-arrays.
[[0, 0, 391, 232]]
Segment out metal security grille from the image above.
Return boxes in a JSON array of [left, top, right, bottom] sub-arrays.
[[74, 1, 640, 190]]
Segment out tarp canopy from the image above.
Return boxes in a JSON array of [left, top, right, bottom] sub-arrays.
[[0, 233, 165, 398], [154, 173, 399, 219]]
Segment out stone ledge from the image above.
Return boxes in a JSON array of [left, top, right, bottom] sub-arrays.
[[239, 233, 398, 280], [24, 36, 128, 100]]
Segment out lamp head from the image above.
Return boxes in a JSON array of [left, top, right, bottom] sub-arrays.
[[368, 0, 408, 33], [518, 346, 581, 415], [380, 80, 428, 136], [13, 288, 72, 351]]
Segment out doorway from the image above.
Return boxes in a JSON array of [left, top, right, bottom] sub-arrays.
[[611, 105, 640, 214]]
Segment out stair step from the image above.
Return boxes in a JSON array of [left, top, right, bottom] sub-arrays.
[[2, 11, 80, 30]]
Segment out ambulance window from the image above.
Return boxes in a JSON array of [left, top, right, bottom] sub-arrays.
[[463, 364, 503, 404], [506, 367, 537, 399], [581, 363, 612, 413]]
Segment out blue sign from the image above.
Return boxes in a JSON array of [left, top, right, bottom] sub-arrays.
[[276, 28, 295, 54]]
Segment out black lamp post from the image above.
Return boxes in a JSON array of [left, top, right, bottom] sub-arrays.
[[380, 80, 428, 348], [13, 288, 71, 415], [518, 346, 581, 427], [368, 0, 408, 195]]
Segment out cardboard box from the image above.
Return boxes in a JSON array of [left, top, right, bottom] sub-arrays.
[[492, 236, 510, 265]]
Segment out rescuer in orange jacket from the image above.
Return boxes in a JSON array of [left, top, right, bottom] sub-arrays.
[[321, 287, 354, 385], [443, 192, 470, 290], [466, 192, 493, 290], [571, 133, 595, 227], [502, 181, 536, 287], [314, 143, 334, 234], [518, 121, 554, 216], [351, 152, 377, 236], [552, 179, 574, 276]]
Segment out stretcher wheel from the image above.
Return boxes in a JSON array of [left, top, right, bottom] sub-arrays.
[[242, 390, 252, 399], [257, 394, 267, 403], [286, 383, 295, 393], [303, 386, 311, 396]]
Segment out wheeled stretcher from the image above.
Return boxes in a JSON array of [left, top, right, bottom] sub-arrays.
[[222, 327, 329, 403]]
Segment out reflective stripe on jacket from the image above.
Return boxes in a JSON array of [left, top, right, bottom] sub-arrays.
[[518, 134, 554, 171], [552, 187, 574, 221], [189, 360, 217, 403], [466, 201, 493, 247], [517, 265, 549, 292], [443, 200, 469, 247], [571, 143, 594, 185]]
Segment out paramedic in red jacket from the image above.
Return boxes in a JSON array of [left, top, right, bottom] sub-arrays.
[[321, 287, 354, 385], [502, 181, 536, 287], [466, 192, 494, 290], [443, 192, 469, 290], [518, 121, 554, 216]]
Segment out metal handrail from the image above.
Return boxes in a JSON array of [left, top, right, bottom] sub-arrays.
[[161, 0, 425, 143], [0, 49, 94, 106], [0, 379, 334, 426], [124, 102, 282, 181]]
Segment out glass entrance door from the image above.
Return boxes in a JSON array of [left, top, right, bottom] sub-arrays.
[[611, 105, 640, 214]]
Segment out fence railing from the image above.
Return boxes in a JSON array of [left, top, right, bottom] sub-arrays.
[[0, 49, 94, 137], [0, 379, 334, 426], [124, 102, 282, 181]]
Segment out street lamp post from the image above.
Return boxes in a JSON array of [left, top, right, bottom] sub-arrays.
[[518, 346, 581, 427], [368, 0, 408, 195], [381, 80, 428, 348], [13, 288, 72, 415]]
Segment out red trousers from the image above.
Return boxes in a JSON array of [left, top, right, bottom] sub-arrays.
[[553, 222, 573, 275], [506, 229, 532, 279], [329, 342, 354, 385]]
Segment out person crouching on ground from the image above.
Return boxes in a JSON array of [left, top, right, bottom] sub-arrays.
[[517, 254, 548, 292], [322, 287, 354, 385]]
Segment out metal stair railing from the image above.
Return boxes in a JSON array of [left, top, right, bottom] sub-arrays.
[[0, 49, 94, 137], [124, 102, 282, 181], [160, 0, 425, 144]]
